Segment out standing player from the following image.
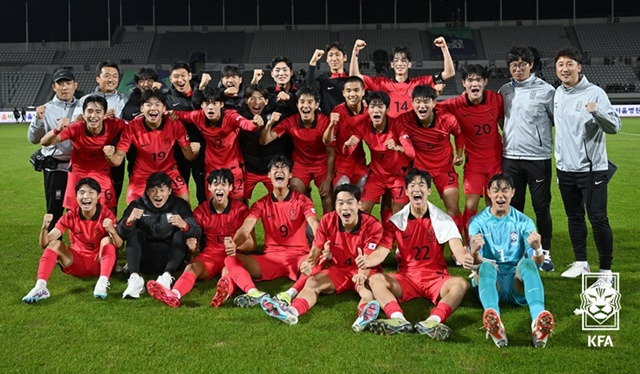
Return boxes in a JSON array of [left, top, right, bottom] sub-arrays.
[[103, 89, 200, 203], [499, 46, 555, 272], [260, 184, 383, 328], [22, 178, 122, 302], [349, 37, 455, 117], [306, 42, 350, 115], [398, 85, 464, 234], [469, 174, 554, 348], [217, 65, 245, 109], [323, 76, 369, 190], [265, 56, 299, 117], [122, 67, 162, 120], [28, 69, 79, 230], [439, 64, 504, 239], [146, 169, 254, 308], [260, 87, 335, 214], [215, 156, 319, 308], [358, 169, 470, 340]]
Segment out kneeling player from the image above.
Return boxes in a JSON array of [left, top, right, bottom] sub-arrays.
[[469, 174, 554, 348], [146, 169, 254, 307], [22, 178, 122, 302], [260, 184, 383, 328], [359, 169, 471, 340]]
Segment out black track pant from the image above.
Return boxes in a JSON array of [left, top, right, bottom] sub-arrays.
[[125, 229, 187, 274]]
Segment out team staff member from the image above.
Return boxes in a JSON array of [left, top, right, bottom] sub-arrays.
[[28, 69, 79, 230], [306, 42, 350, 115]]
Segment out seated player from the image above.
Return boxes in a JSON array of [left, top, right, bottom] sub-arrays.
[[103, 89, 201, 203], [358, 169, 470, 340], [117, 172, 201, 299], [260, 184, 383, 328], [40, 95, 125, 212], [468, 174, 555, 348], [323, 76, 369, 190], [146, 169, 254, 308], [343, 91, 414, 215], [260, 86, 335, 214], [214, 156, 319, 307], [22, 178, 122, 302]]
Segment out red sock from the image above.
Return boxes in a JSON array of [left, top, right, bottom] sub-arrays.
[[37, 248, 58, 281], [291, 297, 310, 316], [99, 244, 116, 278], [173, 271, 197, 297], [381, 209, 392, 223], [224, 256, 256, 292], [292, 263, 321, 292], [382, 300, 403, 318], [430, 302, 453, 323]]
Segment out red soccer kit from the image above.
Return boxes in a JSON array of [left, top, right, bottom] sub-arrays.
[[380, 203, 461, 303], [192, 198, 249, 279], [59, 118, 125, 209], [312, 211, 382, 293], [116, 115, 190, 202], [176, 109, 258, 199], [329, 103, 369, 185], [363, 75, 437, 118], [397, 108, 463, 195], [273, 113, 331, 187]]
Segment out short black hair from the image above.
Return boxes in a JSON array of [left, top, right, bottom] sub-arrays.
[[325, 41, 346, 55], [202, 86, 226, 103], [221, 65, 242, 77], [141, 89, 166, 106], [554, 47, 582, 65], [462, 64, 489, 80], [134, 67, 159, 83], [267, 155, 293, 171], [404, 168, 432, 188], [170, 61, 191, 73], [96, 60, 121, 79], [411, 85, 437, 101], [146, 172, 173, 190], [364, 91, 391, 107], [296, 86, 320, 102], [82, 95, 108, 112], [76, 177, 101, 194], [506, 46, 534, 65], [343, 75, 364, 88], [334, 183, 361, 202], [488, 173, 515, 190], [392, 47, 412, 62], [244, 84, 269, 100], [207, 169, 234, 185], [271, 56, 293, 70]]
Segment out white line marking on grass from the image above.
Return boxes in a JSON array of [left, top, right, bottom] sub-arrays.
[[619, 132, 640, 137]]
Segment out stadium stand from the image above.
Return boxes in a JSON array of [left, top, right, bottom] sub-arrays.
[[249, 30, 331, 63], [150, 31, 246, 64], [575, 23, 640, 57], [338, 29, 424, 62], [481, 25, 571, 61], [0, 71, 47, 107], [0, 50, 56, 65], [57, 32, 154, 65]]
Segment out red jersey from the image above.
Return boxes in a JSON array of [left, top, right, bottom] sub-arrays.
[[193, 198, 249, 253], [398, 107, 463, 173], [439, 91, 504, 165], [274, 113, 330, 168], [363, 75, 436, 118], [313, 211, 382, 269], [116, 115, 190, 178], [247, 190, 317, 253], [176, 109, 257, 171], [59, 118, 125, 173], [330, 103, 368, 173], [55, 205, 116, 255]]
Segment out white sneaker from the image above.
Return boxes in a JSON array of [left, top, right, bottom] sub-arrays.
[[93, 278, 110, 299], [22, 284, 50, 303], [561, 262, 590, 278], [156, 273, 174, 290], [598, 270, 613, 286], [122, 275, 145, 299]]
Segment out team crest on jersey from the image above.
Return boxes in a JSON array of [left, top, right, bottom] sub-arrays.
[[164, 138, 172, 148], [509, 230, 518, 243], [290, 209, 298, 221], [427, 228, 437, 242], [575, 101, 583, 112], [487, 109, 494, 123], [529, 91, 537, 100]]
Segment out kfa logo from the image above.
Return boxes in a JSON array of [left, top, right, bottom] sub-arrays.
[[574, 273, 620, 347]]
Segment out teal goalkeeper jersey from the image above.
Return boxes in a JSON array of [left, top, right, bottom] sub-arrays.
[[468, 207, 537, 274]]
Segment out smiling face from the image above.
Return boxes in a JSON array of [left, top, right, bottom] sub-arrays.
[[487, 180, 515, 217], [326, 47, 347, 73], [208, 177, 232, 205], [52, 79, 78, 102], [412, 96, 436, 123], [268, 161, 292, 189], [391, 51, 412, 76], [170, 68, 192, 93], [555, 56, 582, 87], [508, 58, 532, 82], [297, 94, 319, 123], [462, 74, 487, 102], [246, 91, 268, 116], [146, 184, 172, 209], [335, 191, 361, 228], [141, 97, 166, 126], [76, 184, 99, 213], [136, 78, 156, 91], [406, 175, 431, 210], [96, 67, 120, 94], [368, 101, 388, 127], [83, 101, 106, 133], [271, 62, 292, 87], [201, 100, 224, 121], [342, 81, 364, 108]]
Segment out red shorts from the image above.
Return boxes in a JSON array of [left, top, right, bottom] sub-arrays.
[[393, 271, 450, 304], [332, 165, 368, 188], [253, 248, 308, 282], [293, 164, 327, 189], [361, 174, 409, 204], [243, 171, 273, 200], [320, 266, 359, 294], [64, 169, 116, 209], [191, 249, 226, 281], [127, 167, 188, 203], [463, 161, 502, 195], [205, 165, 244, 200], [61, 249, 103, 278], [430, 168, 460, 197]]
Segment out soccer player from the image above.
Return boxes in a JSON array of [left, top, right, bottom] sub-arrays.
[[398, 85, 464, 234], [117, 172, 201, 299], [22, 178, 122, 303], [40, 95, 125, 212], [217, 65, 245, 109], [499, 46, 556, 272], [122, 67, 162, 120], [553, 48, 621, 280], [146, 169, 254, 308], [102, 89, 201, 203], [171, 86, 266, 200], [343, 91, 414, 215], [349, 37, 455, 117], [439, 64, 504, 239], [260, 86, 335, 214], [260, 183, 383, 328], [74, 60, 127, 118], [306, 42, 350, 115], [265, 56, 299, 117], [357, 169, 470, 340], [215, 156, 319, 308], [468, 174, 555, 348], [28, 69, 79, 230], [323, 76, 369, 190]]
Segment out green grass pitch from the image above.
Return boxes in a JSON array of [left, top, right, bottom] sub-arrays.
[[0, 119, 638, 373]]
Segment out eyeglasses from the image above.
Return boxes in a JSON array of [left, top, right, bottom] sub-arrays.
[[509, 62, 529, 71]]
